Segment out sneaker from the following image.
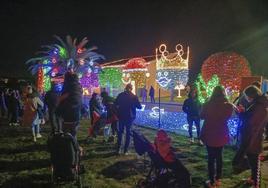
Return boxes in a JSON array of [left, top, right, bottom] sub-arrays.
[[189, 137, 194, 143], [36, 134, 42, 138], [205, 180, 216, 188], [124, 151, 130, 156], [199, 140, 204, 146], [9, 123, 13, 126], [33, 136, 37, 142]]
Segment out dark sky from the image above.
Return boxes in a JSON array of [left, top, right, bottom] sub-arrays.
[[1, 0, 268, 79]]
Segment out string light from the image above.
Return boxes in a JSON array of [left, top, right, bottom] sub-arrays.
[[99, 68, 123, 88], [155, 44, 189, 90], [135, 107, 239, 138], [195, 74, 220, 103], [122, 58, 150, 88], [202, 52, 251, 91]]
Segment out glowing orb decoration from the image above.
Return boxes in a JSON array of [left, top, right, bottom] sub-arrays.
[[156, 44, 189, 90], [122, 58, 149, 88], [202, 52, 251, 91]]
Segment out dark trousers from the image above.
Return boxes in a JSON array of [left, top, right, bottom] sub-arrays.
[[117, 119, 132, 153], [111, 121, 118, 136], [48, 109, 60, 134], [10, 108, 18, 123], [206, 146, 223, 184], [62, 122, 79, 138], [247, 153, 260, 186], [187, 116, 200, 138], [150, 96, 155, 103]]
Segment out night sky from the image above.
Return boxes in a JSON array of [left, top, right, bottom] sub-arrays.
[[1, 0, 268, 80]]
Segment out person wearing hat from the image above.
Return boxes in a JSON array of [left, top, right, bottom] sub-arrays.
[[115, 83, 142, 155]]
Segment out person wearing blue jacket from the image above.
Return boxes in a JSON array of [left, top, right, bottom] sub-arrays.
[[182, 88, 202, 144]]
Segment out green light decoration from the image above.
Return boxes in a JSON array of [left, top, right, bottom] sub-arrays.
[[43, 75, 51, 92], [59, 46, 67, 59], [99, 68, 123, 88], [195, 74, 220, 103], [42, 59, 52, 92]]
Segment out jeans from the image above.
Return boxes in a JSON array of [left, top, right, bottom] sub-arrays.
[[206, 146, 223, 184], [117, 119, 133, 153], [187, 116, 200, 138], [247, 153, 260, 186], [32, 123, 40, 136]]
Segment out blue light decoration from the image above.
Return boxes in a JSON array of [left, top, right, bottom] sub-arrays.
[[134, 104, 239, 142], [26, 35, 105, 91], [155, 44, 189, 90]]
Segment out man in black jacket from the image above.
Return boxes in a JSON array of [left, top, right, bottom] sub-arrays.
[[115, 84, 142, 154]]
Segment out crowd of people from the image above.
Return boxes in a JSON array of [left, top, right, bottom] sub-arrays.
[[1, 72, 268, 188]]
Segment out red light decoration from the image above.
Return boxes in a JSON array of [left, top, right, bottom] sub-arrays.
[[77, 48, 83, 54], [124, 58, 147, 70], [37, 68, 44, 93], [201, 52, 251, 90]]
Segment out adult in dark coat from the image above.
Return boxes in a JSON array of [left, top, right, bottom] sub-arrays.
[[149, 86, 155, 103], [115, 83, 142, 154], [236, 86, 268, 187], [182, 88, 201, 143], [56, 72, 82, 137], [200, 86, 233, 187], [44, 84, 60, 134]]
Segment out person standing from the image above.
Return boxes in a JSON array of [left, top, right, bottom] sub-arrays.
[[9, 90, 19, 126], [182, 88, 201, 144], [56, 72, 82, 137], [200, 86, 233, 188], [237, 86, 268, 187], [115, 83, 142, 154], [44, 84, 60, 134], [0, 91, 7, 118], [149, 86, 155, 103], [141, 86, 147, 102]]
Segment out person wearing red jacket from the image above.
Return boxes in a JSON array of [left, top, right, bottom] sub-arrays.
[[200, 86, 233, 188]]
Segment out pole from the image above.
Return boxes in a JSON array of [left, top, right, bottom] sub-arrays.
[[158, 88, 161, 129]]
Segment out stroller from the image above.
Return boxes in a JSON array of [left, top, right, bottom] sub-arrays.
[[48, 132, 83, 187], [132, 130, 191, 188]]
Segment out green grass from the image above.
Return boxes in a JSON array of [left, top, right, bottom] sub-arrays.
[[0, 120, 256, 188]]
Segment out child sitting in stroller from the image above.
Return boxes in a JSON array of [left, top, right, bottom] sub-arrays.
[[133, 130, 191, 188]]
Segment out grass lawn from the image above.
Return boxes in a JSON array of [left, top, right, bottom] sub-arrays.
[[0, 119, 255, 188]]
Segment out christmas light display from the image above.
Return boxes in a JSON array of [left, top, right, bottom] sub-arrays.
[[202, 52, 251, 91], [26, 35, 104, 92], [99, 67, 123, 88], [134, 106, 239, 139], [195, 74, 220, 103], [155, 44, 189, 90], [121, 58, 150, 88], [80, 73, 99, 96]]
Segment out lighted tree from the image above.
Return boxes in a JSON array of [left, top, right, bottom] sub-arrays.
[[99, 68, 123, 88]]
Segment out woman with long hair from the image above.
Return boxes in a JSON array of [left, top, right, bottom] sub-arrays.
[[200, 86, 233, 188], [56, 72, 82, 137]]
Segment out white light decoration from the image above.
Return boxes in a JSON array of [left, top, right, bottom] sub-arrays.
[[174, 84, 185, 98], [82, 88, 90, 95], [145, 72, 150, 78], [149, 106, 165, 118], [137, 104, 146, 111], [155, 44, 189, 90]]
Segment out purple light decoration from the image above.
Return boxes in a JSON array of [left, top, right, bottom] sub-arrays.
[[80, 73, 99, 88]]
